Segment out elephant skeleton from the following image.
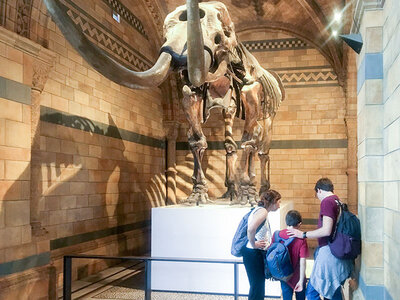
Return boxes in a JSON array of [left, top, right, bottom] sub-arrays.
[[44, 0, 284, 205]]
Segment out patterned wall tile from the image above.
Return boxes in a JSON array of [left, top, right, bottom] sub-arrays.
[[101, 0, 148, 39], [243, 38, 310, 52], [62, 0, 153, 71], [268, 66, 339, 88]]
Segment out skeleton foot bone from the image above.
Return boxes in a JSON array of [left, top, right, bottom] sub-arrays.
[[186, 184, 212, 205], [238, 184, 258, 206], [221, 186, 238, 203]]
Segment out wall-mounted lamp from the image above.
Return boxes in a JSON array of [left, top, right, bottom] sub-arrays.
[[339, 34, 363, 54]]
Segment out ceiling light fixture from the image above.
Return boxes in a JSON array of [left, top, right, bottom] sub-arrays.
[[334, 11, 342, 23]]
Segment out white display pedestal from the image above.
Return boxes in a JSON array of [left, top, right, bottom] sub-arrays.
[[151, 202, 293, 297]]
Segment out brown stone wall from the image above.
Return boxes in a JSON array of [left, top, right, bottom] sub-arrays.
[[41, 0, 166, 288], [176, 30, 349, 243], [0, 26, 53, 299], [0, 95, 32, 254], [0, 0, 166, 297]]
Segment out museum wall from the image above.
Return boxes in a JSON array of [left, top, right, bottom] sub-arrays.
[[175, 30, 349, 244], [353, 0, 400, 299], [0, 0, 166, 298]]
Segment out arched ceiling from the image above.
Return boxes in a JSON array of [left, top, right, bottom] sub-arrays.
[[159, 0, 351, 85], [0, 0, 350, 85]]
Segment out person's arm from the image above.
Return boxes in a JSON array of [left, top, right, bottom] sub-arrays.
[[287, 216, 334, 239], [247, 208, 268, 249], [294, 257, 306, 292]]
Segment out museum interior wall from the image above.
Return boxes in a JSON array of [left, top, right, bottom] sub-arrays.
[[0, 0, 167, 298], [0, 0, 398, 300]]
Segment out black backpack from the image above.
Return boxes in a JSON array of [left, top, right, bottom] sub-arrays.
[[329, 201, 361, 260], [231, 208, 266, 257]]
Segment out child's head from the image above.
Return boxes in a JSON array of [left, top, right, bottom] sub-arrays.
[[285, 210, 302, 228]]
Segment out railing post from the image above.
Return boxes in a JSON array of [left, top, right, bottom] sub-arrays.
[[145, 259, 152, 300], [234, 262, 239, 300], [63, 256, 72, 300]]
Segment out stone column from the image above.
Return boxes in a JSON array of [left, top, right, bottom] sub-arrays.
[[345, 51, 358, 214], [30, 61, 52, 236], [353, 2, 385, 299], [164, 121, 180, 205]]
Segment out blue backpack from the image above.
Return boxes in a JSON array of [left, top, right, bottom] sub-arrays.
[[265, 231, 295, 281], [329, 201, 361, 260], [231, 208, 266, 257]]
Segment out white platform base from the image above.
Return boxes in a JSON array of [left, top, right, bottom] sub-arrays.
[[151, 202, 293, 296]]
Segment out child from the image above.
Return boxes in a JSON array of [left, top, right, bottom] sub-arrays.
[[272, 210, 309, 300]]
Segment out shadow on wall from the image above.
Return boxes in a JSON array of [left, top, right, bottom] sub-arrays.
[[176, 146, 258, 201], [176, 151, 227, 200], [0, 111, 166, 288]]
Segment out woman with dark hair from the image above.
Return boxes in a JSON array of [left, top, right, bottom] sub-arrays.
[[242, 189, 281, 300]]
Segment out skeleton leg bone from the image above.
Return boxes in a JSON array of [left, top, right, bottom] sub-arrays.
[[258, 117, 273, 193], [238, 144, 258, 205], [238, 82, 263, 205], [221, 104, 238, 202], [181, 85, 210, 205]]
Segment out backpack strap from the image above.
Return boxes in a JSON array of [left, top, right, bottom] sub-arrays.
[[274, 230, 295, 246], [331, 199, 344, 241], [250, 207, 266, 233], [273, 230, 280, 242], [284, 237, 295, 247]]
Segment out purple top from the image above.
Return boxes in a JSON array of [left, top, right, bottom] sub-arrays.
[[317, 194, 340, 247]]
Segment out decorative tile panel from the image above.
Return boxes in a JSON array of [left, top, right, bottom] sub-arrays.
[[272, 66, 339, 88], [243, 38, 310, 52], [62, 0, 153, 71], [101, 0, 148, 39]]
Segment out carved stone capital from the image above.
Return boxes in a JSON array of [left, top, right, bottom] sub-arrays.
[[0, 26, 56, 91], [164, 121, 180, 141], [32, 61, 53, 92]]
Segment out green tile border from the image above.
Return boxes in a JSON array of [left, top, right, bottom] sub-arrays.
[[0, 252, 50, 277], [50, 220, 150, 250], [272, 139, 347, 149], [176, 139, 347, 151], [302, 218, 318, 225], [40, 106, 166, 149], [0, 76, 31, 105]]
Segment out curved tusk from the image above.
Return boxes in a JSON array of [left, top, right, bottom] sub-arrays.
[[43, 0, 171, 89], [187, 0, 207, 87]]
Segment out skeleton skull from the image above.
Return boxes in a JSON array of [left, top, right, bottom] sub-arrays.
[[161, 2, 238, 84]]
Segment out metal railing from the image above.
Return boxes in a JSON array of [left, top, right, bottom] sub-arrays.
[[63, 254, 244, 300]]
